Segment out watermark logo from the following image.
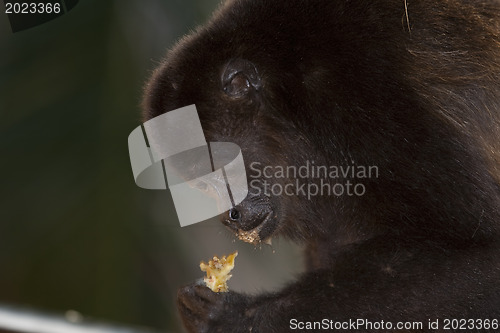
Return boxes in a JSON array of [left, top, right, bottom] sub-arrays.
[[249, 161, 379, 200], [128, 105, 380, 226], [128, 105, 248, 227]]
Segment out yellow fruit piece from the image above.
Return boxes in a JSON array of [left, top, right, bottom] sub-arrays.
[[200, 252, 238, 292]]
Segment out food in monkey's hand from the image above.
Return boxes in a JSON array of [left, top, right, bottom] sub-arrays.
[[200, 252, 238, 292]]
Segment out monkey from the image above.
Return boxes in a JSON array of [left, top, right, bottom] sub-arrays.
[[142, 0, 500, 331]]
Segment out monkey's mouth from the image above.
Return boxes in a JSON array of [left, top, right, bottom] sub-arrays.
[[221, 203, 278, 245]]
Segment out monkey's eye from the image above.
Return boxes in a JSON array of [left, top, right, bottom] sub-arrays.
[[224, 73, 251, 97], [222, 58, 261, 99]]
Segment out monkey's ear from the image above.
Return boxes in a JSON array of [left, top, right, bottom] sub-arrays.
[[221, 59, 262, 98]]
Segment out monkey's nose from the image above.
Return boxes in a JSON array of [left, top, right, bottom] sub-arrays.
[[229, 208, 241, 221]]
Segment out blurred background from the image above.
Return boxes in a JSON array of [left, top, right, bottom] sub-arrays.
[[0, 1, 303, 332]]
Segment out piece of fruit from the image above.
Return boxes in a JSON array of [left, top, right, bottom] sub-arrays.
[[200, 252, 238, 292]]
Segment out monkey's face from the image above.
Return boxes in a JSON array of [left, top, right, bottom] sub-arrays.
[[143, 46, 324, 243]]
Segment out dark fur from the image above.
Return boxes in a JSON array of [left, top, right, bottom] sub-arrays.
[[142, 0, 500, 331]]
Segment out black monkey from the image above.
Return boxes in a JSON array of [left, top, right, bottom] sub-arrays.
[[142, 0, 500, 331]]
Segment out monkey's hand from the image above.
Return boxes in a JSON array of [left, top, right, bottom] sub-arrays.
[[177, 282, 254, 333]]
